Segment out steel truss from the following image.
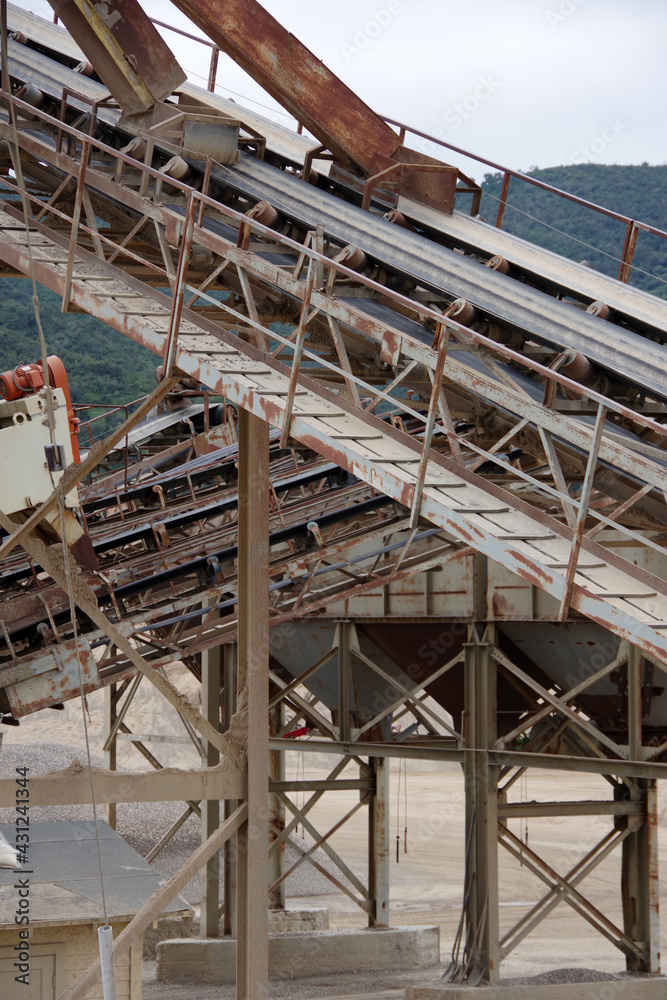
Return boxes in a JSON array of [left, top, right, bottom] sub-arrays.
[[0, 44, 665, 999]]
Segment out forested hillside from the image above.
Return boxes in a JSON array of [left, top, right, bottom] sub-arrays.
[[479, 164, 667, 299], [0, 278, 158, 405], [0, 164, 664, 410]]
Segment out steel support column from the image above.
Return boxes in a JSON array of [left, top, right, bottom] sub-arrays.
[[622, 645, 660, 972], [201, 633, 222, 938], [368, 756, 390, 928], [269, 702, 286, 911], [464, 624, 499, 984], [236, 407, 270, 999], [337, 620, 352, 743], [223, 641, 238, 938]]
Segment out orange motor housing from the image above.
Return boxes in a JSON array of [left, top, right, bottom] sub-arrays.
[[0, 355, 80, 463]]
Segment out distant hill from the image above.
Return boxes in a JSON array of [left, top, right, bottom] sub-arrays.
[[0, 164, 664, 414], [479, 164, 667, 299], [0, 278, 159, 412]]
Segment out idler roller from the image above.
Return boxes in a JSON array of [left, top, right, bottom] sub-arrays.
[[75, 61, 95, 77], [246, 200, 282, 229], [120, 136, 147, 161], [383, 209, 416, 232], [162, 155, 193, 184], [486, 254, 510, 274], [447, 298, 477, 327], [586, 300, 611, 320], [335, 244, 369, 273], [559, 349, 594, 385], [9, 31, 27, 44], [300, 168, 320, 186], [14, 84, 44, 110]]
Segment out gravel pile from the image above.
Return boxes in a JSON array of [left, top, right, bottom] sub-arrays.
[[503, 966, 656, 985]]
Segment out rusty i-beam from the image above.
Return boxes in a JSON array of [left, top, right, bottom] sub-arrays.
[[46, 0, 459, 209]]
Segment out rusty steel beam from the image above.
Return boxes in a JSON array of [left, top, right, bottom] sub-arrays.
[[168, 0, 401, 175], [47, 0, 186, 115]]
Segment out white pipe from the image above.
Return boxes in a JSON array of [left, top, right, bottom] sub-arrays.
[[98, 926, 118, 1000]]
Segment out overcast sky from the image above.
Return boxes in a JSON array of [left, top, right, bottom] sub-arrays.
[[14, 0, 667, 180]]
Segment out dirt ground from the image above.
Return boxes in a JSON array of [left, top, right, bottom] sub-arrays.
[[2, 676, 667, 996]]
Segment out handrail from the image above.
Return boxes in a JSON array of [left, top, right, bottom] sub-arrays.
[[381, 116, 666, 283], [1, 89, 667, 575], [0, 88, 665, 445], [36, 9, 667, 278]]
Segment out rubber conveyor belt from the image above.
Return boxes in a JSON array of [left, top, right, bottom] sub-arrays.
[[208, 154, 667, 400], [0, 204, 665, 671], [5, 26, 667, 398]]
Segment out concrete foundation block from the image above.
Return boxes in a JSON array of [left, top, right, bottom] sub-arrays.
[[142, 914, 195, 960], [158, 925, 439, 983], [405, 979, 667, 1000], [144, 906, 326, 958], [268, 907, 329, 933]]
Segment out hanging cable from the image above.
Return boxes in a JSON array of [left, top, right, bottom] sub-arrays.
[[395, 757, 402, 863], [1, 7, 116, 975], [479, 185, 667, 287], [403, 757, 408, 856], [0, 0, 57, 445]]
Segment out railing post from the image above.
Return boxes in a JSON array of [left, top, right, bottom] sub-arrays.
[[495, 172, 510, 228], [62, 138, 91, 313], [618, 220, 639, 283], [208, 47, 220, 92], [163, 191, 197, 376]]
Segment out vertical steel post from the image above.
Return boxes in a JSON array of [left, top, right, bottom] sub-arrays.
[[104, 683, 117, 830], [622, 775, 661, 973], [201, 636, 221, 938], [208, 47, 220, 92], [268, 703, 286, 911], [622, 645, 660, 972], [368, 756, 390, 928], [236, 407, 270, 999], [464, 624, 499, 984], [495, 172, 510, 229], [337, 620, 351, 743], [223, 641, 238, 938]]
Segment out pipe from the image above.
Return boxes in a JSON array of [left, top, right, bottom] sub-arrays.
[[98, 926, 118, 1000]]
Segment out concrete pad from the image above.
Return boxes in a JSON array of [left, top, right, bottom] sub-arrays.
[[157, 925, 439, 983], [143, 914, 195, 960], [405, 979, 667, 999], [268, 907, 329, 933], [143, 907, 327, 959]]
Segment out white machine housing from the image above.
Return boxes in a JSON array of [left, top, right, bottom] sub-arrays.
[[0, 387, 77, 514]]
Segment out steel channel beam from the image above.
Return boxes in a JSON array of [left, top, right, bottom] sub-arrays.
[[269, 739, 667, 781]]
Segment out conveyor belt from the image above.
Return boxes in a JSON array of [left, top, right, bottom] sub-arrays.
[[0, 205, 665, 670], [5, 18, 667, 397], [400, 194, 667, 337], [207, 155, 667, 399]]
